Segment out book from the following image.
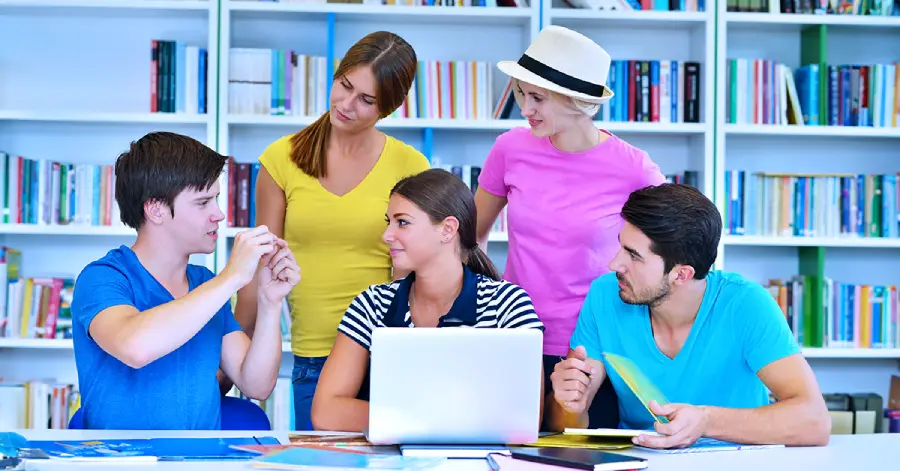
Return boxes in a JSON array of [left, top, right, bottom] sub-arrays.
[[635, 437, 784, 454], [250, 446, 444, 470], [521, 433, 632, 451], [399, 444, 510, 458], [19, 436, 280, 462], [508, 448, 647, 471], [563, 428, 662, 439]]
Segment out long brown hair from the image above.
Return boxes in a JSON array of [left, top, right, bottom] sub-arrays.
[[289, 31, 417, 178], [391, 169, 501, 280]]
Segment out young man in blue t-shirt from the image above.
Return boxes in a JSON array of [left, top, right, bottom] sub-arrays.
[[71, 132, 300, 430], [546, 184, 830, 448]]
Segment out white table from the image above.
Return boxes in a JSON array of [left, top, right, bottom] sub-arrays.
[[8, 429, 899, 471]]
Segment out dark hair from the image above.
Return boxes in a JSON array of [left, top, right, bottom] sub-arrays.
[[290, 31, 417, 178], [114, 132, 227, 230], [620, 183, 721, 280], [391, 169, 500, 280]]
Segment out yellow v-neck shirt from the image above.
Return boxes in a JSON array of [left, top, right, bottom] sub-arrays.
[[259, 133, 430, 358]]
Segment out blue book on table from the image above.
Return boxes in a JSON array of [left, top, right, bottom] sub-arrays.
[[16, 435, 281, 461]]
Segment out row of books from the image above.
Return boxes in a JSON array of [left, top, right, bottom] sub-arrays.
[[0, 152, 121, 228], [150, 40, 210, 115], [664, 170, 700, 188], [224, 157, 509, 234], [390, 60, 496, 121], [0, 380, 79, 430], [722, 170, 900, 239], [725, 59, 802, 126], [576, 60, 702, 124], [608, 0, 707, 11], [0, 376, 289, 431], [0, 246, 75, 340], [726, 0, 898, 15], [726, 60, 900, 128], [766, 276, 900, 350], [495, 60, 703, 124], [228, 48, 499, 121], [228, 49, 336, 117]]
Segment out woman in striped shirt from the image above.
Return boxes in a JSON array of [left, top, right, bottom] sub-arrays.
[[310, 168, 546, 432]]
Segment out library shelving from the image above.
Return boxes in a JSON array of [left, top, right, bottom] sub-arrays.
[[1, 0, 899, 428], [0, 0, 220, 404], [716, 0, 900, 401]]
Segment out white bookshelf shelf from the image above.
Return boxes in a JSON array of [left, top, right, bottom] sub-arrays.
[[725, 12, 900, 28], [225, 115, 707, 135], [722, 235, 900, 249], [0, 110, 211, 125], [220, 226, 509, 243], [225, 115, 528, 131], [548, 8, 710, 28], [0, 0, 210, 10], [2, 338, 896, 359], [0, 338, 295, 353], [0, 338, 74, 349], [225, 1, 532, 24], [724, 124, 900, 138], [802, 348, 900, 359], [0, 224, 135, 236]]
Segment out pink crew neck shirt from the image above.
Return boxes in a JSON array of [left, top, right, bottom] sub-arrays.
[[478, 127, 666, 356]]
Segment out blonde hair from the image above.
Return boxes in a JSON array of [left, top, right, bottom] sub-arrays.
[[512, 78, 601, 118]]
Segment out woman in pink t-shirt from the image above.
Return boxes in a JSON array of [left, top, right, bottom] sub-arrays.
[[474, 26, 667, 430]]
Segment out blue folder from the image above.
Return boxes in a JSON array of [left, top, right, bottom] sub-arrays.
[[18, 435, 281, 461]]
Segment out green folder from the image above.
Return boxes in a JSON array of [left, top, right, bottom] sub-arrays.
[[602, 352, 671, 425]]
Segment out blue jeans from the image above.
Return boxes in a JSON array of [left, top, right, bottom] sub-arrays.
[[291, 355, 327, 431]]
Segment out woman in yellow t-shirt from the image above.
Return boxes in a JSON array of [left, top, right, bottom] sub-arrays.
[[234, 31, 430, 430]]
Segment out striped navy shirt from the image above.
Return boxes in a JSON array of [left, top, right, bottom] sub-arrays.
[[338, 265, 544, 351]]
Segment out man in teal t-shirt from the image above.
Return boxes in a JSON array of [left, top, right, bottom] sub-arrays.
[[545, 184, 831, 449]]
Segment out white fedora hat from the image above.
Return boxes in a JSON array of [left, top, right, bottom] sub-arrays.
[[497, 25, 614, 104]]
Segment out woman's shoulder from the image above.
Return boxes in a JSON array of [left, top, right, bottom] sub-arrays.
[[474, 275, 532, 303], [596, 131, 652, 164], [358, 278, 404, 300], [258, 134, 295, 167], [383, 134, 429, 171], [493, 126, 540, 149]]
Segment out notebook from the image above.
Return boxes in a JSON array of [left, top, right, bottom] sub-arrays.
[[635, 437, 785, 454], [399, 444, 510, 458], [563, 428, 662, 439], [508, 447, 647, 471], [522, 434, 631, 451], [250, 446, 444, 470]]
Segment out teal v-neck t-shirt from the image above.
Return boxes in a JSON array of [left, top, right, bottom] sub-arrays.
[[570, 271, 801, 430]]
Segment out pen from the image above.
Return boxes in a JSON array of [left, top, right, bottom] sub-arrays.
[[486, 453, 500, 471]]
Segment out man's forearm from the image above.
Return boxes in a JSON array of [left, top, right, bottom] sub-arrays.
[[702, 397, 831, 446], [234, 283, 259, 338], [122, 273, 242, 368], [236, 299, 283, 400], [545, 397, 590, 432]]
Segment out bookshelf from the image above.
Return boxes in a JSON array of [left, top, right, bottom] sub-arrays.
[[0, 0, 898, 428], [0, 0, 220, 400], [715, 1, 900, 401]]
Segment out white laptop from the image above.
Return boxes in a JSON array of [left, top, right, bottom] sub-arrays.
[[365, 327, 543, 446]]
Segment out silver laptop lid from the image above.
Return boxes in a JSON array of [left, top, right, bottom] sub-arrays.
[[366, 327, 543, 446]]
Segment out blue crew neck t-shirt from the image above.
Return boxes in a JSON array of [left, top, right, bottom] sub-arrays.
[[570, 270, 801, 431], [71, 245, 241, 430]]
